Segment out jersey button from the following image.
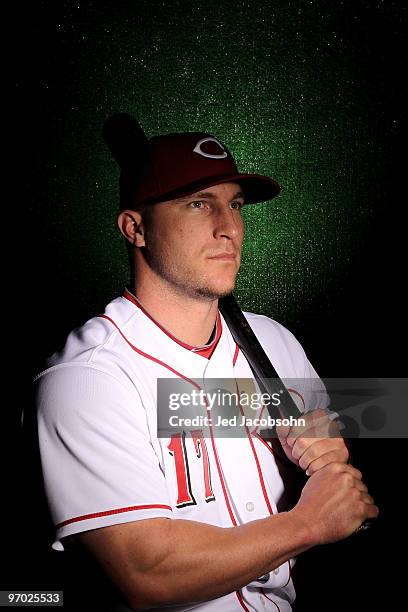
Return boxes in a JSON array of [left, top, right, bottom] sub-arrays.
[[273, 568, 280, 575], [246, 501, 255, 512]]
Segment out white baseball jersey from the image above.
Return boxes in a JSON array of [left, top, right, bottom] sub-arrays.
[[34, 287, 330, 612]]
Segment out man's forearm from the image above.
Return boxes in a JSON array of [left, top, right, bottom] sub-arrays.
[[149, 512, 311, 605], [79, 462, 377, 610], [122, 511, 313, 609]]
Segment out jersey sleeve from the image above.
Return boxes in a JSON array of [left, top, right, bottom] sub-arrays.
[[35, 365, 173, 550], [244, 312, 335, 417], [300, 354, 332, 414], [282, 337, 336, 418]]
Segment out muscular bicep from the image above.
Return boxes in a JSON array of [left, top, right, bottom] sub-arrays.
[[76, 518, 173, 610]]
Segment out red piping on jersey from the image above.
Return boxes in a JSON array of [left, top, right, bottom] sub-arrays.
[[98, 314, 238, 528], [98, 315, 202, 389], [235, 590, 250, 611], [236, 380, 273, 516], [56, 504, 172, 529], [261, 589, 281, 611], [232, 343, 239, 366], [236, 380, 292, 587], [203, 401, 238, 527], [122, 288, 222, 359]]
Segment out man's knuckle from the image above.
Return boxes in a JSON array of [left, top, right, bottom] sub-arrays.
[[342, 446, 350, 461], [341, 473, 354, 487], [299, 455, 310, 471]]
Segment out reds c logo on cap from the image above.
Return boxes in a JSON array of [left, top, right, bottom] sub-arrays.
[[193, 137, 228, 160]]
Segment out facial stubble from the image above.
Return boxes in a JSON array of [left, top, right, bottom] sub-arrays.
[[142, 237, 239, 301]]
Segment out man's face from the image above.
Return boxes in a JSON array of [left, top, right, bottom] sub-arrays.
[[141, 182, 245, 300]]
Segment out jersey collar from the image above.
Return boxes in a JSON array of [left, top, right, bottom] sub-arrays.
[[122, 287, 222, 359]]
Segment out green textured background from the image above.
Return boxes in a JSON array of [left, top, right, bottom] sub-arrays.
[[20, 0, 405, 375], [36, 1, 398, 321]]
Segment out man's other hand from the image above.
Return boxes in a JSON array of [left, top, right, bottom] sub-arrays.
[[276, 408, 349, 475]]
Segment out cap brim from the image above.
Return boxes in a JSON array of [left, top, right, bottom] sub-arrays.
[[145, 173, 280, 206], [220, 173, 280, 204]]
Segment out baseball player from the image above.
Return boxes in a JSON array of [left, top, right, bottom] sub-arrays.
[[34, 115, 378, 611]]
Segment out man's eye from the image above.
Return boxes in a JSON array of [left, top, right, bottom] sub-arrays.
[[230, 201, 244, 210], [190, 201, 205, 209]]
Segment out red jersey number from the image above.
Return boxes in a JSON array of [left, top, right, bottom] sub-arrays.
[[168, 430, 215, 507]]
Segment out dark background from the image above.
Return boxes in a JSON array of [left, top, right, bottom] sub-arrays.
[[8, 1, 406, 610]]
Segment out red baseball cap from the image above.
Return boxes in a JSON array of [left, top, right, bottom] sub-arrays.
[[103, 114, 280, 209]]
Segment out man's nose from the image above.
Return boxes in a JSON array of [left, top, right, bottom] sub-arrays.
[[212, 208, 241, 240]]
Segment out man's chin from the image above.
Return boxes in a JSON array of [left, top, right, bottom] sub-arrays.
[[195, 282, 236, 301]]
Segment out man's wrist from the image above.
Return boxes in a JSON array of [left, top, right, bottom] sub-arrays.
[[283, 509, 317, 551]]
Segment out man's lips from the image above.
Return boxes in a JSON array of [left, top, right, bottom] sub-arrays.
[[207, 252, 236, 260]]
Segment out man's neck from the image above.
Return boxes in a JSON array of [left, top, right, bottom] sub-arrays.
[[128, 276, 219, 348]]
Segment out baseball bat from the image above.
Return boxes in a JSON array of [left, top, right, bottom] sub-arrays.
[[218, 293, 301, 420], [218, 292, 372, 533]]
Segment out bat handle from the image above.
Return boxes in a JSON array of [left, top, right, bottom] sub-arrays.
[[354, 519, 373, 534]]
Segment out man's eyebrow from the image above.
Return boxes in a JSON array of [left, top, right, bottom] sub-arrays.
[[177, 190, 245, 202]]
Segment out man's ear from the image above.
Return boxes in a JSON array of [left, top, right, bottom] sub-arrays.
[[117, 210, 146, 247]]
